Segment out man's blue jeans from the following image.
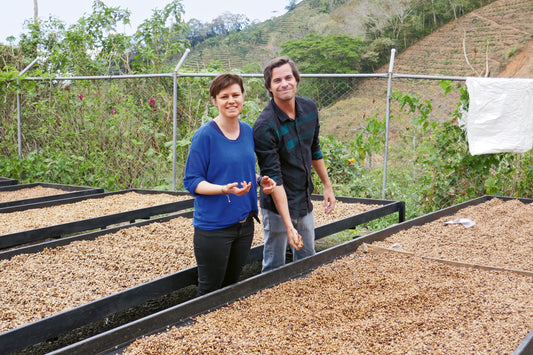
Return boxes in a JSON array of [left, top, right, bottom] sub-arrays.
[[261, 209, 315, 273]]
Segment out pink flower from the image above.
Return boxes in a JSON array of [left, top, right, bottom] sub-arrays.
[[78, 94, 84, 100], [149, 98, 156, 108], [111, 108, 116, 115]]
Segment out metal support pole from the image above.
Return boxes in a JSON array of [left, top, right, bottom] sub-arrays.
[[172, 48, 190, 191], [16, 87, 22, 160], [382, 48, 396, 200], [16, 57, 41, 160]]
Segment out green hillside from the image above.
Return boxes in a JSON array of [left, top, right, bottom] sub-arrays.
[[181, 0, 373, 71]]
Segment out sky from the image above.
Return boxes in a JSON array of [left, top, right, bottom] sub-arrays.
[[0, 0, 290, 43]]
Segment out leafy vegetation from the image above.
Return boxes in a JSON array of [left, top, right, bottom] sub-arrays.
[[281, 34, 365, 73], [1, 0, 191, 189], [311, 79, 533, 221]]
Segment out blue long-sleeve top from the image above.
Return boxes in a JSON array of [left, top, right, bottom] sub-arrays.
[[183, 120, 259, 230]]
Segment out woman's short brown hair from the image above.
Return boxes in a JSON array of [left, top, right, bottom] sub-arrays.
[[209, 73, 244, 99], [262, 56, 300, 98]]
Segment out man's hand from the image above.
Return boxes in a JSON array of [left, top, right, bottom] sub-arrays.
[[288, 227, 303, 251], [323, 186, 336, 214], [259, 176, 276, 195]]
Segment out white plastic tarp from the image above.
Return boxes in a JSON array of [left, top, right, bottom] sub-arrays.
[[461, 77, 533, 155]]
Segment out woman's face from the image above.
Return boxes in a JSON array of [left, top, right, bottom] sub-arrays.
[[212, 83, 244, 120]]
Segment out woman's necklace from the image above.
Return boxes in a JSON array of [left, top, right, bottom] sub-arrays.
[[214, 117, 240, 140]]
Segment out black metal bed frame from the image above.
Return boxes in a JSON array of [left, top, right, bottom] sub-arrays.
[[0, 189, 193, 250], [0, 182, 104, 209], [43, 195, 532, 355], [0, 177, 17, 187]]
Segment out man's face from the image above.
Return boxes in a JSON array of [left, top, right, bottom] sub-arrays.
[[269, 63, 297, 102]]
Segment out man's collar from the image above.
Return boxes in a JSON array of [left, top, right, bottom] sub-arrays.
[[271, 98, 299, 122]]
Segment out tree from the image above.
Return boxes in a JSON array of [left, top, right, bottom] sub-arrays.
[[286, 0, 298, 11], [307, 0, 348, 12], [186, 19, 211, 46], [281, 33, 364, 107], [281, 33, 364, 73], [361, 37, 395, 72], [365, 0, 416, 41], [210, 12, 249, 36], [133, 0, 189, 72]]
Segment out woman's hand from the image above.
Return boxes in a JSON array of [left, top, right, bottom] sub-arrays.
[[223, 181, 252, 196], [258, 176, 276, 195]]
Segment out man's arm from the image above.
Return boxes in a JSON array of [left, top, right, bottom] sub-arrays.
[[312, 158, 336, 214], [271, 185, 303, 250], [253, 111, 302, 250]]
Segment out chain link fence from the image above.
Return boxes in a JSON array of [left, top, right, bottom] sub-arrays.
[[1, 63, 466, 202]]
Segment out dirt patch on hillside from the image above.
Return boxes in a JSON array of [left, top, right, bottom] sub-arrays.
[[497, 38, 533, 78]]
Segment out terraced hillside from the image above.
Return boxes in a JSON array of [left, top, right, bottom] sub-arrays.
[[320, 0, 533, 139]]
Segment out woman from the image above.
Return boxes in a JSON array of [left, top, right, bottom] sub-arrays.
[[183, 73, 275, 296]]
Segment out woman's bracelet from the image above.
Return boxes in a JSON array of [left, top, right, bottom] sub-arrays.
[[221, 185, 230, 203], [256, 175, 263, 186]]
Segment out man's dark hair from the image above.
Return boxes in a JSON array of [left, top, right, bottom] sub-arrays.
[[209, 73, 244, 99], [263, 57, 300, 98]]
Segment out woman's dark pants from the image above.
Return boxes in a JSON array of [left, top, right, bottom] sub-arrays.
[[193, 217, 254, 296]]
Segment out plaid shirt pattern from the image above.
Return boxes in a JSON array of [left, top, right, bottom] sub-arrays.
[[253, 97, 323, 219]]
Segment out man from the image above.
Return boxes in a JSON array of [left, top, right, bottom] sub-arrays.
[[253, 56, 336, 273]]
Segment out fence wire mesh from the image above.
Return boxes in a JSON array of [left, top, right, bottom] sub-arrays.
[[1, 72, 466, 203]]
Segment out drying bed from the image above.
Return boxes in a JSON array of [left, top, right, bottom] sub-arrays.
[[0, 189, 193, 250], [370, 197, 533, 271], [122, 251, 531, 354], [0, 196, 403, 354], [49, 195, 531, 355], [0, 182, 104, 209]]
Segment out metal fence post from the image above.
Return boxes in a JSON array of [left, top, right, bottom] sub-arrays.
[[172, 49, 190, 191], [16, 83, 22, 160], [16, 57, 41, 161], [382, 48, 396, 200]]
